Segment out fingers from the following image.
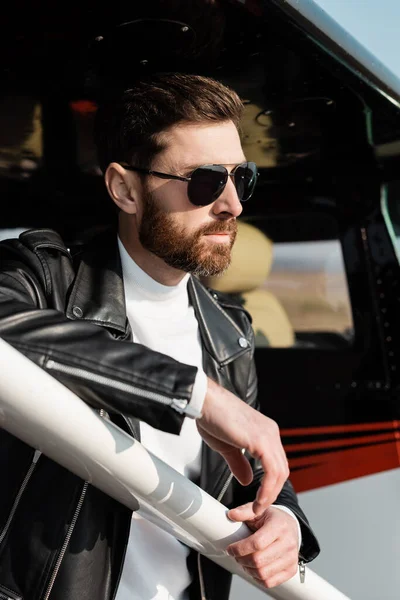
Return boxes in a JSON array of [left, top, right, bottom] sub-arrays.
[[229, 535, 298, 565], [227, 505, 298, 556], [228, 524, 277, 558], [253, 474, 279, 516], [228, 502, 257, 523], [221, 448, 253, 486], [242, 556, 298, 588], [200, 380, 290, 512], [254, 449, 289, 515], [240, 416, 289, 515], [228, 502, 270, 525], [229, 538, 299, 589]]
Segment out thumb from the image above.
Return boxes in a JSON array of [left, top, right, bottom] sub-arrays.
[[227, 502, 256, 522], [221, 448, 253, 486]]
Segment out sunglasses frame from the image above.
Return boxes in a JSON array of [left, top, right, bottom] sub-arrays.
[[122, 162, 259, 206]]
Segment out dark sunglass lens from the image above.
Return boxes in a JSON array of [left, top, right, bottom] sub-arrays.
[[188, 165, 228, 206], [234, 162, 258, 201]]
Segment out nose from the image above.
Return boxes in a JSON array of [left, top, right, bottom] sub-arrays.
[[212, 177, 243, 218]]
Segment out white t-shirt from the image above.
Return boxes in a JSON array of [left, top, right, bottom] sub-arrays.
[[115, 239, 207, 600]]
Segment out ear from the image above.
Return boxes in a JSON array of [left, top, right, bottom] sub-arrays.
[[105, 162, 141, 215]]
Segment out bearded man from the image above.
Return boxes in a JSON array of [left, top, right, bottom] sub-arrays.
[[0, 73, 319, 600]]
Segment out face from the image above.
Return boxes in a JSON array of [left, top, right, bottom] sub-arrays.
[[137, 121, 246, 277]]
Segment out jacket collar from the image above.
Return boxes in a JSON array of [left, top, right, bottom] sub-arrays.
[[188, 277, 251, 366], [67, 228, 250, 364], [66, 228, 127, 334]]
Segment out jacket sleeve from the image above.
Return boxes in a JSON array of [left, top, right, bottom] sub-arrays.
[[232, 354, 321, 563], [0, 242, 197, 435]]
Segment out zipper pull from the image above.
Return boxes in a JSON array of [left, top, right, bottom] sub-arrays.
[[299, 560, 306, 583]]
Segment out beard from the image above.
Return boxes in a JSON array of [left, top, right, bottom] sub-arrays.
[[138, 191, 237, 277]]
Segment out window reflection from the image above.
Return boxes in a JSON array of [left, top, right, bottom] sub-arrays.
[[0, 95, 42, 180], [266, 240, 353, 336], [201, 220, 353, 349]]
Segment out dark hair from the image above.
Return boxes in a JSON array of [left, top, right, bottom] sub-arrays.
[[93, 72, 243, 172]]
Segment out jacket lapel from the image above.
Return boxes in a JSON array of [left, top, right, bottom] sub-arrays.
[[66, 229, 128, 336], [188, 276, 251, 367]]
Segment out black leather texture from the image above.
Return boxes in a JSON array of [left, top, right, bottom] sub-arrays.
[[0, 227, 319, 600]]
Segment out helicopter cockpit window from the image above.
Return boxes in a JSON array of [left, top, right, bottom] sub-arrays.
[[203, 214, 354, 350], [263, 237, 353, 348]]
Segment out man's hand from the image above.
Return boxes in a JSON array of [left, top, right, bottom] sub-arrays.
[[226, 505, 300, 589], [196, 378, 289, 517]]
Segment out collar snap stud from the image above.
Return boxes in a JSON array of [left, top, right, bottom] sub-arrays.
[[72, 306, 83, 318], [238, 337, 249, 348]]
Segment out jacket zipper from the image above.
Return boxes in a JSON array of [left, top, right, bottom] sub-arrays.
[[0, 449, 41, 547], [197, 470, 234, 600], [43, 410, 109, 600], [197, 553, 207, 600], [42, 481, 89, 600], [43, 408, 108, 600], [46, 359, 189, 413], [298, 558, 306, 583], [0, 589, 22, 600], [216, 473, 234, 504]]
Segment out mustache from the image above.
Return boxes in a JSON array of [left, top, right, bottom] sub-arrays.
[[199, 220, 237, 236]]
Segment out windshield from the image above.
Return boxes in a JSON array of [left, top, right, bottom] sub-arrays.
[[313, 0, 400, 79]]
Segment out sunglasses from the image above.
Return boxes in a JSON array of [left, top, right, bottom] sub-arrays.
[[122, 162, 259, 207]]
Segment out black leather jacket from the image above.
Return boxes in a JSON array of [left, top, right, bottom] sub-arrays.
[[0, 227, 319, 600]]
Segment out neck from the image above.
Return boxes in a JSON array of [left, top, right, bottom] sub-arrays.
[[118, 226, 187, 287]]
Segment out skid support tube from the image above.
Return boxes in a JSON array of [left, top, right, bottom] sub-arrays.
[[0, 337, 349, 600]]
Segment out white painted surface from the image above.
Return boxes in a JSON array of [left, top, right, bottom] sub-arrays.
[[0, 227, 27, 241]]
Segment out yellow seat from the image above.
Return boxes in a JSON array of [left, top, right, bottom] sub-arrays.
[[202, 221, 294, 347]]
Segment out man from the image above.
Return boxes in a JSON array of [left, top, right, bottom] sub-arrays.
[[0, 73, 319, 600]]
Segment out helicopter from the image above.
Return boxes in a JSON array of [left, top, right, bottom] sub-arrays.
[[0, 1, 400, 599]]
